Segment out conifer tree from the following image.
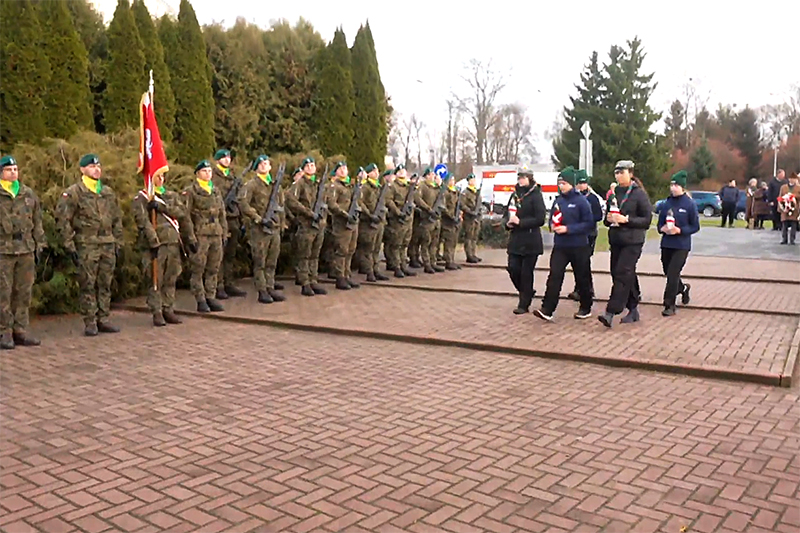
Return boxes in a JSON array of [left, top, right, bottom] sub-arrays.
[[38, 0, 94, 138], [166, 0, 215, 164], [689, 140, 716, 184], [0, 0, 50, 149], [311, 28, 354, 159], [350, 22, 386, 167], [132, 0, 175, 143], [104, 0, 146, 133]]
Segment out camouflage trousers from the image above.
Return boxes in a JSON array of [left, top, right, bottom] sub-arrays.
[[190, 235, 223, 302], [0, 253, 35, 335], [330, 223, 358, 279], [408, 216, 422, 263], [248, 227, 281, 291], [143, 243, 182, 314], [355, 223, 384, 275], [463, 215, 480, 259], [77, 243, 116, 326], [384, 218, 413, 270], [293, 224, 325, 285], [218, 218, 240, 290], [416, 220, 439, 268], [441, 223, 459, 265]]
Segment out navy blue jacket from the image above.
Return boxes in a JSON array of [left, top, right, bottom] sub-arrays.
[[581, 189, 603, 236], [549, 189, 594, 248], [657, 193, 700, 250], [718, 185, 741, 205]]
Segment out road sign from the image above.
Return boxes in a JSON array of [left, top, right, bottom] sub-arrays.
[[434, 164, 448, 179], [581, 121, 592, 139]]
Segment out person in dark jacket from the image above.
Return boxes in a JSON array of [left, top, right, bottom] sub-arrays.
[[504, 168, 546, 314], [718, 180, 741, 228], [568, 169, 603, 301], [534, 167, 595, 321], [768, 170, 787, 231], [598, 160, 652, 328], [657, 171, 700, 316]]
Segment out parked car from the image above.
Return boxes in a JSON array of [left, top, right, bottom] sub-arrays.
[[735, 192, 747, 220], [654, 191, 721, 217]]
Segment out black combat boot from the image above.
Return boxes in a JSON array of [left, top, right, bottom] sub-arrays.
[[295, 279, 303, 286], [163, 309, 183, 324], [269, 289, 286, 302], [98, 322, 120, 333], [424, 265, 436, 274], [374, 271, 390, 281], [153, 312, 167, 327], [365, 273, 377, 282], [12, 332, 40, 346], [598, 312, 614, 328], [409, 259, 423, 269], [197, 300, 211, 313], [225, 285, 247, 297], [301, 284, 315, 297], [273, 282, 285, 291], [620, 307, 640, 324], [394, 268, 405, 278], [257, 290, 274, 304], [466, 256, 480, 264], [433, 265, 445, 272], [311, 283, 328, 295], [402, 267, 417, 277], [84, 323, 99, 336], [445, 263, 459, 271], [0, 333, 15, 350], [347, 278, 360, 289], [336, 278, 351, 290], [206, 299, 225, 312], [215, 288, 229, 300]]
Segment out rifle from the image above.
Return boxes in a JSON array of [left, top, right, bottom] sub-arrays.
[[400, 180, 417, 219], [454, 189, 463, 227], [471, 179, 484, 217], [310, 163, 329, 229], [224, 161, 252, 215], [260, 162, 286, 235], [345, 172, 364, 230], [429, 183, 447, 222], [371, 180, 391, 229]]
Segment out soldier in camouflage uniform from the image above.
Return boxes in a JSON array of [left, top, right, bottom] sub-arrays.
[[182, 160, 227, 313], [326, 161, 362, 290], [413, 169, 446, 274], [212, 148, 247, 300], [132, 172, 196, 326], [286, 167, 303, 285], [355, 164, 390, 282], [237, 155, 287, 304], [286, 157, 329, 297], [383, 165, 417, 278], [0, 156, 44, 349], [57, 154, 124, 336], [441, 173, 462, 270], [461, 173, 482, 263]]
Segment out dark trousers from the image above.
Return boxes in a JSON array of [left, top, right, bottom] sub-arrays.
[[542, 246, 593, 314], [507, 253, 538, 311], [782, 220, 799, 243], [606, 244, 642, 315], [660, 248, 688, 307], [772, 205, 782, 230], [572, 233, 597, 294], [721, 202, 736, 227]]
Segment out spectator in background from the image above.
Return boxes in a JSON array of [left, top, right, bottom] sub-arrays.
[[718, 179, 741, 228], [778, 172, 800, 245], [753, 182, 771, 229], [606, 182, 617, 201], [745, 178, 758, 229], [768, 169, 787, 231]]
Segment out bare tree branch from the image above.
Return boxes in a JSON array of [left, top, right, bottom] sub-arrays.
[[452, 59, 507, 164]]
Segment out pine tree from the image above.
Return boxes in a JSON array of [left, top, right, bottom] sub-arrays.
[[665, 100, 687, 151], [38, 0, 94, 138], [689, 140, 715, 184], [0, 0, 50, 149], [165, 0, 215, 164], [66, 0, 107, 132], [731, 107, 762, 178], [349, 22, 386, 167], [132, 0, 175, 143], [311, 28, 355, 159], [104, 0, 146, 133]]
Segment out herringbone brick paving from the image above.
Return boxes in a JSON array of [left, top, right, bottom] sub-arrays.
[[154, 285, 796, 378], [1, 313, 798, 532]]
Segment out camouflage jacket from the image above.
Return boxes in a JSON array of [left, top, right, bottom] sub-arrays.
[[181, 180, 228, 238], [132, 190, 194, 249], [461, 187, 480, 218], [286, 175, 330, 229], [385, 179, 414, 223], [0, 183, 45, 255], [359, 179, 382, 219], [238, 175, 286, 232], [442, 188, 461, 226], [415, 180, 439, 218], [56, 180, 123, 251], [328, 178, 356, 223], [213, 164, 240, 219]]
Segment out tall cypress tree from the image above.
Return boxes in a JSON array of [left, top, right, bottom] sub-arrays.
[[311, 28, 354, 159], [166, 0, 215, 164], [132, 0, 176, 143], [38, 0, 94, 138], [350, 23, 386, 166], [0, 0, 50, 149], [104, 0, 146, 133], [66, 0, 107, 132]]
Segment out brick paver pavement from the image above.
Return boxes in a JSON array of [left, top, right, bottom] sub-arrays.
[[126, 284, 797, 382], [2, 312, 799, 533], [362, 267, 800, 315]]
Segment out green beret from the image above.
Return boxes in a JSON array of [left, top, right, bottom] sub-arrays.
[[395, 163, 405, 172], [364, 163, 378, 173], [214, 149, 231, 160], [381, 168, 394, 177], [422, 167, 434, 177], [301, 157, 315, 168], [292, 167, 303, 176], [0, 155, 17, 168], [79, 154, 100, 167], [331, 161, 347, 176], [251, 155, 269, 171], [195, 159, 212, 173], [558, 166, 578, 185], [576, 169, 590, 184], [614, 160, 634, 171], [467, 173, 476, 180], [357, 166, 365, 174], [670, 170, 688, 188]]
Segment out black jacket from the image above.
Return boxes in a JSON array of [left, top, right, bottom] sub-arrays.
[[604, 183, 652, 246], [768, 178, 787, 204], [504, 183, 546, 256]]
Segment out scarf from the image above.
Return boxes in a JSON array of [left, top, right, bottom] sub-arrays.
[[82, 175, 102, 194], [0, 179, 19, 198]]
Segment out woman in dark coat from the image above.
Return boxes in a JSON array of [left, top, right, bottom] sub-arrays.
[[504, 168, 546, 314], [752, 182, 771, 229]]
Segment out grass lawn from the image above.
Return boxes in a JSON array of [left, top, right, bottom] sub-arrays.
[[592, 226, 659, 252], [698, 217, 748, 229]]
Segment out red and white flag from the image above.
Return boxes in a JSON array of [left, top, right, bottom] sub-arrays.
[[137, 90, 168, 198]]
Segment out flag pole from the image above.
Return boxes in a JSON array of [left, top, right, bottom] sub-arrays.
[[148, 69, 159, 292]]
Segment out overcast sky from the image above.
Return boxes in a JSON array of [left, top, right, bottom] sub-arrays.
[[92, 0, 800, 161]]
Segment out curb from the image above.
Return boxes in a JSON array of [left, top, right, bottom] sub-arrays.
[[781, 316, 800, 387], [116, 303, 784, 387], [274, 276, 800, 318]]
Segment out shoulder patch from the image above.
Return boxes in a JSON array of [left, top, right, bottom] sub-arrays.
[[62, 192, 69, 197]]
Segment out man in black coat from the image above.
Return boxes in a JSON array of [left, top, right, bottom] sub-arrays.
[[768, 169, 787, 231], [504, 168, 546, 314]]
